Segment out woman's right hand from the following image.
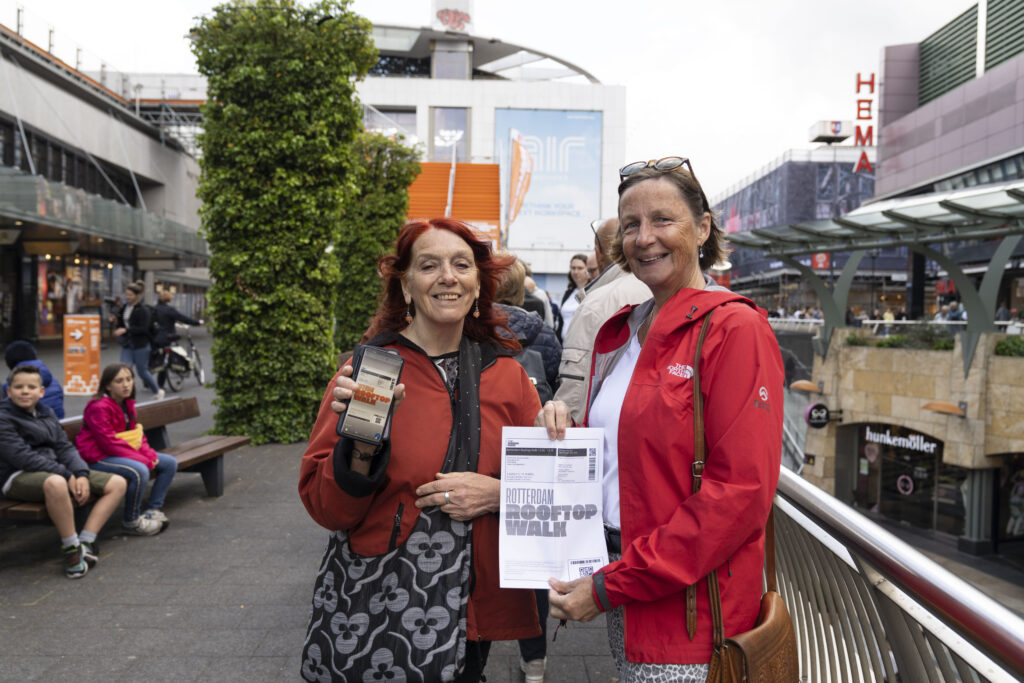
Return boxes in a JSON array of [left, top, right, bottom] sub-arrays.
[[534, 399, 571, 440], [330, 365, 406, 415], [113, 327, 126, 336]]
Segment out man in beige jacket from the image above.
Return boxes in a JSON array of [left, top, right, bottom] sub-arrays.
[[554, 217, 651, 424]]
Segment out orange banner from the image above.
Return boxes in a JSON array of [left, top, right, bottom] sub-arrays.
[[507, 129, 533, 228], [63, 315, 101, 395]]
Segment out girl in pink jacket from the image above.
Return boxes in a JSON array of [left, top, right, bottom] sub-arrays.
[[76, 363, 176, 535]]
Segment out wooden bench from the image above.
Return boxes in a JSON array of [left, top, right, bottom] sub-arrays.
[[0, 397, 250, 522]]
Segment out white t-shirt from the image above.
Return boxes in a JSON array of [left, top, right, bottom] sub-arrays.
[[560, 289, 584, 342], [587, 331, 642, 530]]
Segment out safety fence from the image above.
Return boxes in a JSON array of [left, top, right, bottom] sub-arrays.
[[774, 467, 1024, 682]]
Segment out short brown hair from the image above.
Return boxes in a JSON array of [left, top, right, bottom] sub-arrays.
[[7, 363, 42, 387], [615, 166, 724, 273], [496, 256, 526, 307], [157, 291, 174, 304]]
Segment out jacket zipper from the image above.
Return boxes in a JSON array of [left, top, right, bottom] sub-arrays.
[[388, 502, 404, 552]]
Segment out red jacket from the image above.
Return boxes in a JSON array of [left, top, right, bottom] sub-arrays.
[[587, 287, 784, 664], [299, 335, 543, 643], [75, 396, 159, 468]]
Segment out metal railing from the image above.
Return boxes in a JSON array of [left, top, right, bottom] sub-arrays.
[[0, 168, 207, 256], [774, 467, 1024, 682]]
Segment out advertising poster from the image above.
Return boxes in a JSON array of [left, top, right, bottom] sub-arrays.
[[494, 109, 602, 250], [63, 314, 101, 395]]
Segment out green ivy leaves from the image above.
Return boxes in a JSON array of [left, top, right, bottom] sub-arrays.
[[192, 0, 377, 443]]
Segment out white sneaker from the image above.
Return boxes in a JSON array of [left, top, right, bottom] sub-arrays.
[[520, 657, 546, 683], [122, 516, 163, 536], [155, 389, 166, 401], [143, 509, 168, 523]]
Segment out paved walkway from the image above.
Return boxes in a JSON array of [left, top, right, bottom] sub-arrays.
[[1, 331, 617, 682], [0, 331, 1021, 681]]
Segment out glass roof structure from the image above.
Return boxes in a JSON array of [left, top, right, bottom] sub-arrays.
[[726, 180, 1024, 257], [725, 180, 1024, 376]]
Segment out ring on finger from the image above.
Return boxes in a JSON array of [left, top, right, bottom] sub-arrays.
[[444, 490, 452, 505]]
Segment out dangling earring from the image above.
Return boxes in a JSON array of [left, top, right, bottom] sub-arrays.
[[472, 299, 480, 319], [699, 244, 705, 260], [404, 304, 413, 324]]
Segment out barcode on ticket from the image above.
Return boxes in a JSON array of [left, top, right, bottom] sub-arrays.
[[568, 557, 602, 578]]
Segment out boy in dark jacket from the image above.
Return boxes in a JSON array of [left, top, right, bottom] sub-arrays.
[[0, 365, 126, 578]]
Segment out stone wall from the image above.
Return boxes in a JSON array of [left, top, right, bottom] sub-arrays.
[[801, 330, 1024, 493]]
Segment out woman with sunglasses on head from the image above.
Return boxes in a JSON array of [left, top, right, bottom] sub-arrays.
[[299, 218, 570, 682], [548, 158, 785, 682]]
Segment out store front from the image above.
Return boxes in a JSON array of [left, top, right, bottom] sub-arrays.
[[837, 422, 971, 536], [997, 453, 1024, 549]]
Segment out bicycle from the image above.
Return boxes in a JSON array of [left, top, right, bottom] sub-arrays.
[[151, 323, 205, 392]]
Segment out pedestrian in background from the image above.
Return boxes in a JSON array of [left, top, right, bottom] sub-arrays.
[[559, 253, 589, 342], [112, 281, 163, 400]]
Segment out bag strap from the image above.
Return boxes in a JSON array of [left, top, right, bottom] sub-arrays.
[[685, 312, 714, 641], [688, 310, 778, 649]]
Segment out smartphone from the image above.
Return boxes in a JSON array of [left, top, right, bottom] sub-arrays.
[[336, 345, 404, 446]]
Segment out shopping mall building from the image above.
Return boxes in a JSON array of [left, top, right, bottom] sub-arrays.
[[715, 0, 1024, 556]]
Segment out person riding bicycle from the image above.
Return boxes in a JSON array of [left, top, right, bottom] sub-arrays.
[[152, 292, 202, 349]]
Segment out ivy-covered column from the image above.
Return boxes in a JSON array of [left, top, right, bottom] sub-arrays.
[[191, 0, 376, 443], [334, 132, 420, 352]]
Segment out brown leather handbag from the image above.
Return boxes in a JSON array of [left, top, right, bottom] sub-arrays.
[[688, 313, 800, 683]]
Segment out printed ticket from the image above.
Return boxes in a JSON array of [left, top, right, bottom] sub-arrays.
[[499, 427, 608, 589]]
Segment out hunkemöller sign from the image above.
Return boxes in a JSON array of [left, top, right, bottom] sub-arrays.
[[864, 426, 938, 454]]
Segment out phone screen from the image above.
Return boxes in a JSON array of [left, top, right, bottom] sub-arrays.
[[338, 346, 404, 445]]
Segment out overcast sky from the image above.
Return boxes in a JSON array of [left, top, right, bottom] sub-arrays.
[[5, 0, 976, 193]]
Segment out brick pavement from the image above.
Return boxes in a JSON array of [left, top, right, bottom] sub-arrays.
[[4, 331, 1021, 680], [1, 331, 618, 682]]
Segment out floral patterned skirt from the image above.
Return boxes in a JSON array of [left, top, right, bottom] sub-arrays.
[[301, 507, 472, 682]]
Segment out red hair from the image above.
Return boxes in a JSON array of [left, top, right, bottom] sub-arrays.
[[366, 218, 517, 348]]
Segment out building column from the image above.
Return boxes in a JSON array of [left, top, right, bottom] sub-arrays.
[[958, 468, 994, 555]]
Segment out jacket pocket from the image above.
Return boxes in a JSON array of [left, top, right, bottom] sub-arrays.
[[388, 502, 405, 552]]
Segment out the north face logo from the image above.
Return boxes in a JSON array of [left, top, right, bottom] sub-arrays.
[[668, 363, 693, 379]]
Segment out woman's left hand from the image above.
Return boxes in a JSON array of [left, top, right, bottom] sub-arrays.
[[415, 471, 499, 522], [549, 575, 601, 622], [534, 400, 571, 440]]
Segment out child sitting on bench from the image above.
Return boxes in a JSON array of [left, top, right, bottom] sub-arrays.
[[76, 363, 177, 536], [0, 364, 127, 578]]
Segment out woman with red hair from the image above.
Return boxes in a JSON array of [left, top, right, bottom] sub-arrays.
[[299, 218, 569, 682]]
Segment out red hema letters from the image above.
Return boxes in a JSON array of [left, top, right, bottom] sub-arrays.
[[853, 72, 875, 173]]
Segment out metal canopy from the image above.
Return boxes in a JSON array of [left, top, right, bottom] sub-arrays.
[[723, 180, 1024, 377], [726, 180, 1024, 257]]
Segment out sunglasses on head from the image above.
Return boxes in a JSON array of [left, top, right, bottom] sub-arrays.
[[619, 156, 712, 214], [618, 156, 694, 182]]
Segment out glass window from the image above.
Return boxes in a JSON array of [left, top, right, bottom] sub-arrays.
[[431, 107, 468, 162], [998, 454, 1024, 542], [935, 463, 968, 536], [364, 107, 417, 141], [433, 49, 470, 79], [880, 448, 936, 531]]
